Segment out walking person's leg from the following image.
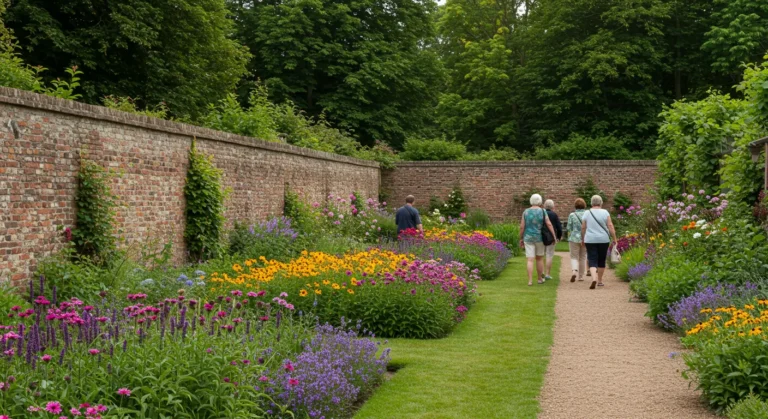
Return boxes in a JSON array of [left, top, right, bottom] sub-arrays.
[[544, 244, 555, 280], [568, 242, 580, 282], [585, 243, 599, 289], [596, 242, 609, 286], [525, 242, 535, 286], [536, 242, 546, 284], [578, 245, 587, 281]]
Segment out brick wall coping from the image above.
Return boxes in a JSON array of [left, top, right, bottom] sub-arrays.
[[390, 160, 658, 168], [0, 87, 380, 168]]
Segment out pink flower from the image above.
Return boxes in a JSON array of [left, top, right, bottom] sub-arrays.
[[96, 405, 107, 413], [88, 349, 100, 356], [216, 311, 227, 318], [70, 407, 82, 416], [0, 415, 9, 419], [41, 354, 52, 362], [288, 378, 299, 386], [45, 401, 63, 414], [460, 212, 466, 218], [117, 388, 132, 396], [86, 407, 97, 415], [284, 362, 295, 372], [258, 376, 269, 382]]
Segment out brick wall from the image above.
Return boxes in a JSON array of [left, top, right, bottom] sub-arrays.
[[0, 87, 380, 284], [381, 161, 658, 220]]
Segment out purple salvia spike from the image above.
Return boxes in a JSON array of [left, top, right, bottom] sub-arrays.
[[182, 321, 188, 340], [62, 323, 70, 349], [39, 275, 44, 295], [245, 320, 251, 336], [109, 344, 114, 357], [138, 328, 144, 344], [122, 339, 127, 352], [170, 317, 176, 336], [52, 286, 57, 307], [58, 347, 66, 365], [209, 318, 215, 336]]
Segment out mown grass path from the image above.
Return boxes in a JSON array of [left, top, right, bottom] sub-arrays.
[[355, 257, 559, 419]]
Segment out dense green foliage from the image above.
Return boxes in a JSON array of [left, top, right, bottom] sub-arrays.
[[184, 141, 227, 261], [229, 0, 443, 148], [727, 394, 768, 419], [3, 0, 768, 158], [5, 0, 249, 118]]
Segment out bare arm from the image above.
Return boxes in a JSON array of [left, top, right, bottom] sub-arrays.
[[581, 219, 587, 247], [519, 214, 526, 246], [606, 215, 618, 243], [417, 224, 424, 234]]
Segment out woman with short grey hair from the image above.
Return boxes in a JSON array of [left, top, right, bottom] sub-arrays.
[[519, 194, 558, 286], [580, 195, 617, 289]]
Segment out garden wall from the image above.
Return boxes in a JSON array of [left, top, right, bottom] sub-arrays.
[[382, 161, 658, 220], [0, 87, 380, 284]]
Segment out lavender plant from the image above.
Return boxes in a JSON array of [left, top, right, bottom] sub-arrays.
[[658, 282, 759, 330]]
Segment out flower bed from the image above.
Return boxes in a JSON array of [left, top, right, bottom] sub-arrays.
[[0, 280, 388, 418]]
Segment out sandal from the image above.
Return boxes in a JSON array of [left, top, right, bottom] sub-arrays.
[[589, 281, 597, 289], [537, 280, 544, 284], [597, 283, 605, 287], [578, 278, 584, 282], [528, 281, 533, 286], [570, 274, 576, 282]]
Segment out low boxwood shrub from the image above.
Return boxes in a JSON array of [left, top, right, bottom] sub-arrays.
[[642, 254, 707, 322], [727, 394, 768, 419]]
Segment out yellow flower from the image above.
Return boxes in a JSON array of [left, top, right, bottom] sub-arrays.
[[315, 289, 322, 295], [314, 282, 320, 288], [299, 289, 308, 297], [332, 283, 341, 290], [351, 278, 358, 286], [700, 308, 712, 314], [347, 289, 355, 295], [745, 304, 755, 310], [232, 264, 243, 273], [322, 280, 330, 285]]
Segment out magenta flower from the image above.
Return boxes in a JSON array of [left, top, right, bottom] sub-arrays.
[[258, 376, 269, 382], [216, 311, 227, 318], [117, 388, 132, 396], [41, 354, 52, 362], [70, 407, 82, 416], [0, 415, 8, 419], [88, 349, 100, 356], [96, 405, 108, 413], [288, 378, 299, 386], [45, 401, 63, 414], [284, 362, 295, 372]]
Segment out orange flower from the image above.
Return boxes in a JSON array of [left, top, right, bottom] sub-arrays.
[[722, 227, 728, 232], [683, 242, 689, 246]]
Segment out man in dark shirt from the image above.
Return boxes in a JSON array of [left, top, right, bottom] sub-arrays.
[[395, 195, 423, 235]]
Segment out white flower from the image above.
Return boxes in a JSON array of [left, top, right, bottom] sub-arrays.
[[695, 219, 706, 226], [693, 233, 702, 239]]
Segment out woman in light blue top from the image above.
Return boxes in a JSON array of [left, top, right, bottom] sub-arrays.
[[519, 194, 558, 286], [566, 198, 587, 282], [580, 195, 618, 289]]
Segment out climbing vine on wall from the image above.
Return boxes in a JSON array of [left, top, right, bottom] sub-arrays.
[[73, 159, 117, 265], [184, 140, 227, 261]]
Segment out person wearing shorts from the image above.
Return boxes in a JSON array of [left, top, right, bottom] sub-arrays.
[[580, 195, 618, 289], [519, 194, 558, 286]]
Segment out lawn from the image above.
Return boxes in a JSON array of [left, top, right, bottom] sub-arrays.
[[355, 256, 560, 419], [555, 241, 570, 252]]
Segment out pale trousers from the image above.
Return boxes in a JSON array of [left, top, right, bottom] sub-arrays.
[[569, 241, 587, 278]]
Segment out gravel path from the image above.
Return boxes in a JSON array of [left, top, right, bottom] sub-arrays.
[[538, 253, 718, 419]]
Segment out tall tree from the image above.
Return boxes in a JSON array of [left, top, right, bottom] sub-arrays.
[[519, 0, 671, 151], [6, 0, 250, 118], [435, 0, 534, 150], [228, 0, 443, 147], [704, 0, 768, 82]]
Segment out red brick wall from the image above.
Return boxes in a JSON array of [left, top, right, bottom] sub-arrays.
[[381, 161, 658, 220], [0, 87, 379, 284]]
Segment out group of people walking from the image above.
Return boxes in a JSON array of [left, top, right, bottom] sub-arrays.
[[519, 194, 617, 288]]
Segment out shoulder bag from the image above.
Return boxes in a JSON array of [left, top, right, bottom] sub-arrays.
[[541, 209, 555, 246]]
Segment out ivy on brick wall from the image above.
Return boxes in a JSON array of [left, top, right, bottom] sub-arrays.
[[184, 140, 226, 261], [73, 159, 117, 265]]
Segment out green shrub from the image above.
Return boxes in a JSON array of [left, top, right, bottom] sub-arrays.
[[461, 146, 521, 161], [534, 134, 634, 160], [283, 186, 318, 235], [575, 177, 607, 207], [727, 394, 768, 419], [643, 254, 707, 322], [613, 192, 633, 212], [184, 141, 227, 261], [444, 185, 468, 218], [400, 137, 467, 161], [0, 280, 28, 313], [684, 337, 768, 411], [227, 217, 298, 261], [199, 88, 279, 142], [465, 210, 491, 229], [615, 245, 647, 281], [102, 95, 169, 119], [72, 159, 117, 265], [487, 223, 522, 257]]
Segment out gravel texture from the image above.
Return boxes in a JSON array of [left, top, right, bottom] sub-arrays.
[[538, 253, 718, 419]]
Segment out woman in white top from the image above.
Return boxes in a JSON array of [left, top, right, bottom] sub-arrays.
[[580, 195, 617, 289]]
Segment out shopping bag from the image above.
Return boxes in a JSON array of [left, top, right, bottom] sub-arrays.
[[610, 245, 621, 264]]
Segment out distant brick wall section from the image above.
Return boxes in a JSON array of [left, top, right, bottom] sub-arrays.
[[382, 161, 658, 220], [0, 87, 379, 284]]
